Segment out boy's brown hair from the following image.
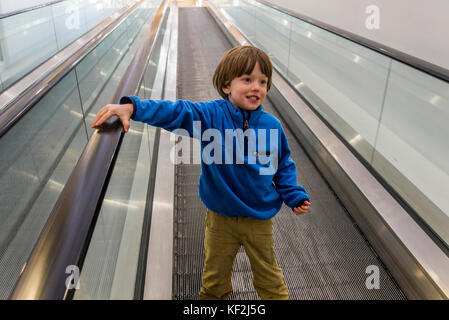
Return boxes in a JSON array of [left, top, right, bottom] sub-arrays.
[[213, 45, 273, 99]]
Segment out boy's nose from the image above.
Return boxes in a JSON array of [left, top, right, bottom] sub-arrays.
[[250, 82, 261, 91]]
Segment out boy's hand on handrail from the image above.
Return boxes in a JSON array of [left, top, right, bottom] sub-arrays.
[[293, 200, 311, 216], [92, 103, 134, 133]]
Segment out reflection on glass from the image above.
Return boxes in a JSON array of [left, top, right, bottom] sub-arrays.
[[253, 2, 290, 75], [373, 61, 449, 243], [0, 69, 86, 299], [0, 0, 129, 94], [287, 17, 390, 162], [0, 6, 58, 89]]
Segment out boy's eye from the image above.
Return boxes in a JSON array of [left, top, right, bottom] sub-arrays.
[[261, 80, 267, 85], [243, 78, 251, 82]]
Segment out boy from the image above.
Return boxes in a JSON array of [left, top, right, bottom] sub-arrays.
[[92, 45, 311, 300]]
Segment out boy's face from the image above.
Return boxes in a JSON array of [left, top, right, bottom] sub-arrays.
[[223, 62, 268, 111]]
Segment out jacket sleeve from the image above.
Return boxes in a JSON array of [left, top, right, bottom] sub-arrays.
[[273, 126, 310, 209], [120, 95, 213, 137]]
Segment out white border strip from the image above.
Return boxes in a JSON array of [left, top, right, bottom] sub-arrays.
[[143, 1, 177, 300]]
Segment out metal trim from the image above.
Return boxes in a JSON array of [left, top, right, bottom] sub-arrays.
[[143, 1, 177, 300], [255, 0, 449, 82], [207, 0, 449, 299], [9, 0, 169, 300]]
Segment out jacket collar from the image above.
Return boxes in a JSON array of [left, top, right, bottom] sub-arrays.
[[224, 97, 263, 125]]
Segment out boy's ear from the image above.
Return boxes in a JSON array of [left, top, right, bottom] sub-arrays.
[[222, 86, 230, 95]]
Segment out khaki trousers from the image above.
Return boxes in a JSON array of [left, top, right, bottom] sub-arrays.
[[198, 209, 289, 300]]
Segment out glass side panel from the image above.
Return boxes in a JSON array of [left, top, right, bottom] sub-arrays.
[[0, 0, 161, 299], [0, 0, 131, 94], [0, 69, 86, 299], [253, 1, 291, 75], [0, 6, 58, 89], [51, 0, 124, 49], [373, 61, 449, 243], [209, 0, 449, 246], [224, 0, 255, 42], [287, 17, 390, 162], [73, 0, 165, 300]]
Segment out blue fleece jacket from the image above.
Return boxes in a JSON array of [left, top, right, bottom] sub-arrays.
[[120, 96, 310, 220]]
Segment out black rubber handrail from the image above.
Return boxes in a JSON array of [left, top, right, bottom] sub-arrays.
[[0, 1, 141, 139], [9, 0, 168, 300], [256, 0, 449, 83]]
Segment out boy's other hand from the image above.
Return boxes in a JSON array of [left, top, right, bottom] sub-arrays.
[[92, 103, 133, 133], [293, 200, 311, 215]]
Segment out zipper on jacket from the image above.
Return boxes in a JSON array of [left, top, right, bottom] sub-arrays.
[[240, 109, 251, 130], [240, 109, 251, 156]]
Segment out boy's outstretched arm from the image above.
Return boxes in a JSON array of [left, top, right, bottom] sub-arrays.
[[92, 96, 213, 136]]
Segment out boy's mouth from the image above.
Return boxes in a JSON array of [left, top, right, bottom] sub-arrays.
[[246, 95, 259, 103]]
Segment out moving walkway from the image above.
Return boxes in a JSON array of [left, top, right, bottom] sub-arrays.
[[3, 0, 449, 300]]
